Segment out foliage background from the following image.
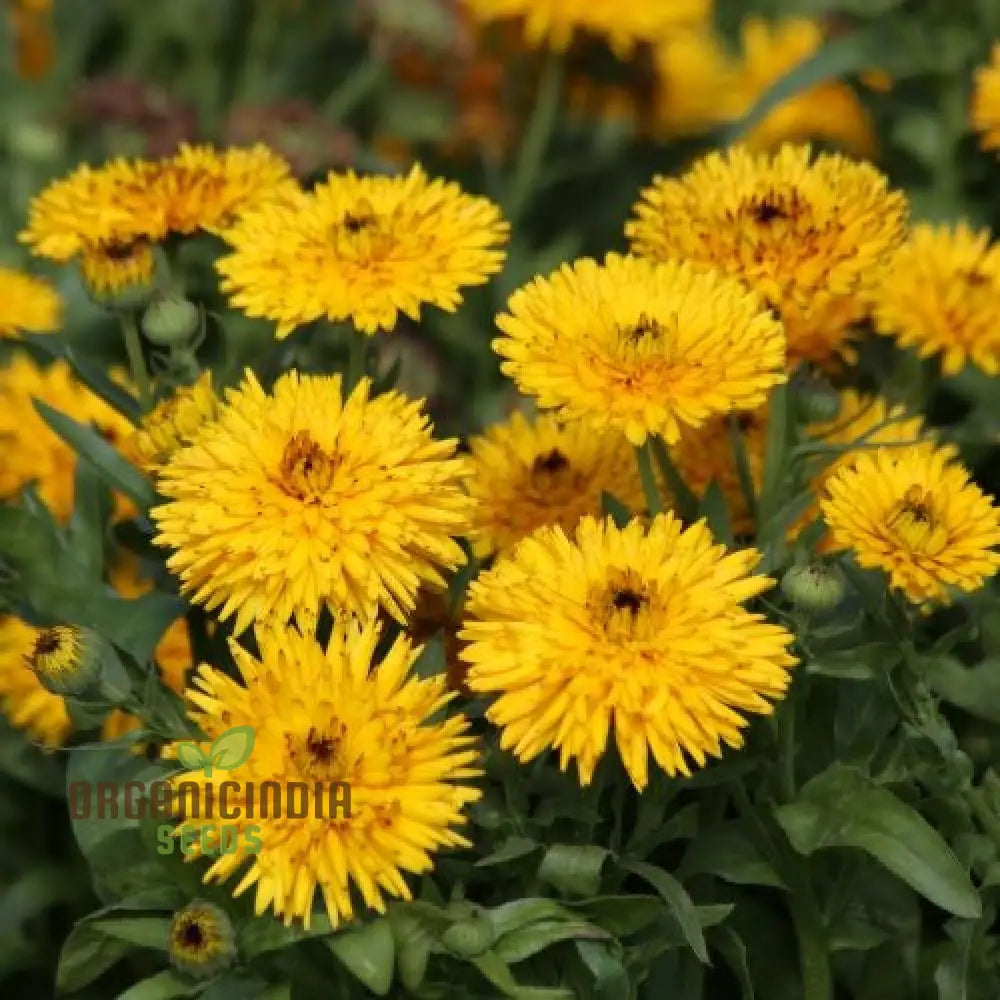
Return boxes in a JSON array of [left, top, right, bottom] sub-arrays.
[[5, 0, 1000, 998]]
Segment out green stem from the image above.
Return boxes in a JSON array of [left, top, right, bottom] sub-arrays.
[[323, 57, 386, 122], [785, 862, 834, 1000], [120, 312, 153, 411], [505, 53, 564, 223], [635, 441, 663, 516]]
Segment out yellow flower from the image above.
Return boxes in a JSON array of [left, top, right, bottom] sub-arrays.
[[650, 29, 739, 138], [79, 239, 157, 297], [0, 354, 134, 522], [820, 444, 1000, 606], [0, 267, 62, 338], [0, 615, 72, 747], [153, 370, 473, 634], [152, 143, 299, 237], [169, 901, 236, 979], [466, 410, 646, 556], [20, 146, 295, 266], [124, 373, 222, 475], [731, 18, 876, 156], [669, 408, 768, 537], [165, 622, 480, 927], [493, 253, 786, 446], [461, 514, 796, 789], [26, 624, 102, 696], [20, 158, 166, 262], [626, 145, 909, 366], [217, 164, 509, 337], [873, 223, 1000, 376], [461, 0, 711, 55], [972, 44, 1000, 151]]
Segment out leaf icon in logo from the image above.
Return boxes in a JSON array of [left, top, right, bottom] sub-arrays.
[[176, 742, 209, 772], [209, 726, 255, 774]]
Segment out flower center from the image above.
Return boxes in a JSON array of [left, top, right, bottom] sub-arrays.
[[182, 921, 205, 950], [278, 431, 338, 500], [621, 312, 665, 343], [287, 723, 349, 782], [886, 486, 948, 555], [532, 448, 569, 476], [33, 629, 61, 657], [611, 587, 646, 614], [590, 571, 654, 640]]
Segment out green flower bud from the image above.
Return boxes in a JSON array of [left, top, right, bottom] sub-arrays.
[[27, 625, 103, 696], [441, 911, 497, 957], [142, 292, 201, 347], [169, 900, 236, 979], [781, 562, 847, 614], [791, 366, 840, 424]]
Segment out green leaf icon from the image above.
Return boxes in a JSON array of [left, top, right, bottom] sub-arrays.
[[210, 726, 255, 772], [176, 742, 209, 771]]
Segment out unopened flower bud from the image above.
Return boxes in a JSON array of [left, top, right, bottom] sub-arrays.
[[169, 900, 236, 979], [26, 625, 103, 696], [781, 561, 846, 614], [142, 292, 201, 347]]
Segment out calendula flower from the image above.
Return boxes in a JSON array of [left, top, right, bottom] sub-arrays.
[[873, 223, 1000, 376], [79, 238, 157, 298], [731, 18, 876, 156], [26, 624, 102, 696], [467, 410, 646, 556], [493, 254, 786, 446], [0, 267, 62, 338], [0, 615, 72, 747], [165, 623, 480, 927], [217, 164, 508, 337], [669, 408, 768, 537], [972, 44, 1000, 151], [124, 373, 222, 475], [820, 445, 1000, 606], [461, 515, 797, 789], [626, 145, 908, 366], [153, 370, 472, 634], [461, 0, 711, 55], [0, 354, 134, 521], [651, 29, 738, 138], [20, 158, 165, 262], [169, 901, 236, 979]]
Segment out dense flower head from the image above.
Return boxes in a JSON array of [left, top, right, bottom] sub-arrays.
[[0, 267, 62, 338], [0, 615, 72, 747], [216, 164, 509, 337], [153, 369, 473, 634], [731, 18, 876, 156], [971, 43, 1000, 151], [493, 253, 786, 446], [0, 354, 135, 521], [873, 223, 1000, 376], [168, 901, 236, 979], [124, 373, 222, 475], [820, 444, 1000, 606], [20, 145, 296, 264], [466, 410, 647, 556], [79, 239, 157, 297], [626, 145, 909, 366], [165, 623, 480, 927], [461, 0, 711, 55], [461, 515, 797, 789]]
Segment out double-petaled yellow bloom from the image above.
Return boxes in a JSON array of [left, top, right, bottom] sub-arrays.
[[0, 267, 62, 339]]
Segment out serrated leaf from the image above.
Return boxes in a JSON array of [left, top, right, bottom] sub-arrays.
[[210, 726, 255, 770], [33, 399, 156, 510], [775, 764, 981, 918]]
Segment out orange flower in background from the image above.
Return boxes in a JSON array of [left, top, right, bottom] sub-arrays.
[[7, 0, 54, 80]]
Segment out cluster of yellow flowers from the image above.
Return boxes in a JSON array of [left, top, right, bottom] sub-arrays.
[[2, 31, 1000, 925]]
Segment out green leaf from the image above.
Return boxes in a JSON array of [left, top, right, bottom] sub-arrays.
[[487, 898, 578, 939], [601, 491, 633, 529], [618, 860, 709, 963], [470, 950, 574, 999], [697, 480, 734, 546], [494, 917, 609, 965], [925, 656, 1000, 725], [210, 726, 256, 770], [775, 764, 982, 918], [650, 436, 698, 522], [116, 969, 193, 1000], [327, 918, 394, 996], [33, 399, 157, 510], [575, 940, 629, 1000], [569, 895, 664, 937], [538, 845, 608, 897], [237, 912, 333, 959], [756, 384, 791, 534], [175, 742, 209, 771], [57, 920, 132, 994], [93, 916, 172, 951], [679, 823, 786, 890], [388, 905, 433, 991], [476, 835, 541, 867], [709, 927, 755, 1000]]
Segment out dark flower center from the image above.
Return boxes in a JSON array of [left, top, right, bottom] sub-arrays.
[[343, 212, 374, 234], [33, 630, 62, 657], [182, 921, 206, 949], [753, 200, 787, 224], [622, 312, 664, 342], [611, 588, 645, 614], [278, 431, 337, 498], [532, 449, 569, 475], [307, 728, 338, 763]]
